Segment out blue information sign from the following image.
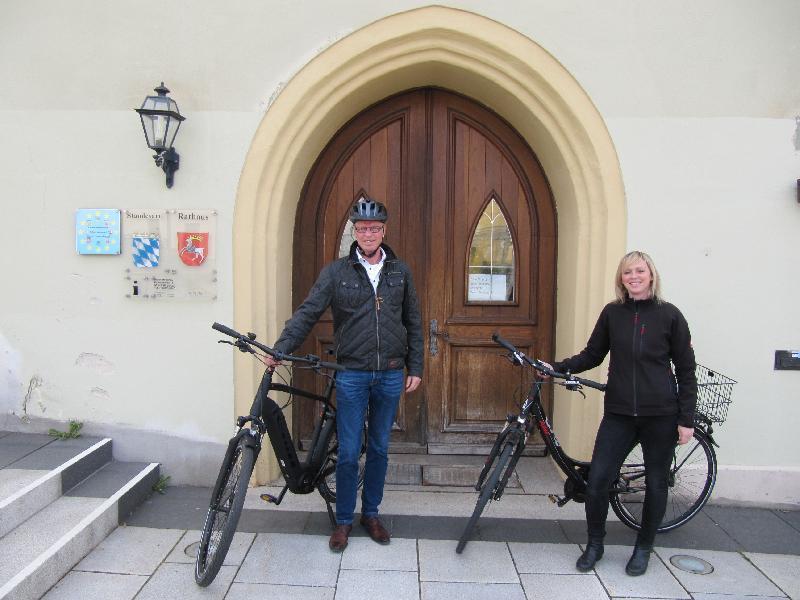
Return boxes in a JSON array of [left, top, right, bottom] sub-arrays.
[[76, 208, 121, 255]]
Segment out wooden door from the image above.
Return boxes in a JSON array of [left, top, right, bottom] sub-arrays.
[[293, 88, 555, 453], [425, 93, 556, 452]]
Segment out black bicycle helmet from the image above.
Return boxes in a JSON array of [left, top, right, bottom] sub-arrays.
[[349, 196, 388, 223]]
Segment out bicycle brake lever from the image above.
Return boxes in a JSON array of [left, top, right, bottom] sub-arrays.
[[562, 379, 586, 398], [233, 340, 255, 353]]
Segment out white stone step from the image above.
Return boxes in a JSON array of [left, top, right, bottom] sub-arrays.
[[0, 438, 113, 538], [0, 461, 159, 600], [0, 431, 161, 600]]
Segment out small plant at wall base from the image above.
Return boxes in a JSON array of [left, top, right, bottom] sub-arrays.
[[48, 420, 83, 440], [153, 474, 171, 495]]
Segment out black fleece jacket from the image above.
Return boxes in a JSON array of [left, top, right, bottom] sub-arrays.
[[554, 298, 697, 427], [274, 242, 423, 377]]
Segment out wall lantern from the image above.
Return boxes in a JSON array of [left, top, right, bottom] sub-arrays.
[[135, 82, 186, 188]]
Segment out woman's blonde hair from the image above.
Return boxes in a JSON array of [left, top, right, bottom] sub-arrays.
[[614, 251, 662, 303]]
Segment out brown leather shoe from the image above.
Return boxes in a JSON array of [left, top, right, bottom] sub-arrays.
[[329, 524, 352, 552], [360, 516, 390, 544]]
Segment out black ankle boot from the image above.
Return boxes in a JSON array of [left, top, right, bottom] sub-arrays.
[[625, 544, 652, 576], [576, 539, 604, 572]]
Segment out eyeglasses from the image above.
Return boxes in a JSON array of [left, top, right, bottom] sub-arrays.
[[353, 225, 384, 234]]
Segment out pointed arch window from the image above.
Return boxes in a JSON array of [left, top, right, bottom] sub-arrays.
[[338, 191, 369, 258], [467, 197, 515, 303], [338, 221, 356, 258]]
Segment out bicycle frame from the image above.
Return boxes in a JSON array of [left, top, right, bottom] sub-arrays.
[[498, 366, 719, 508], [513, 375, 592, 505], [207, 365, 340, 508], [271, 377, 338, 495]]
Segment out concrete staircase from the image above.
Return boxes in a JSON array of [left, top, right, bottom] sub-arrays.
[[0, 431, 159, 600]]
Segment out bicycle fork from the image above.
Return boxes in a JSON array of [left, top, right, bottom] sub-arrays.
[[210, 428, 261, 510]]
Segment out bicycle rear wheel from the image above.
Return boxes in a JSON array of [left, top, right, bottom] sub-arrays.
[[317, 426, 367, 503], [610, 430, 716, 532], [456, 442, 515, 554], [195, 436, 256, 586]]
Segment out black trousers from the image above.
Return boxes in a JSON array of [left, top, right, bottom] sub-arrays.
[[585, 412, 678, 546]]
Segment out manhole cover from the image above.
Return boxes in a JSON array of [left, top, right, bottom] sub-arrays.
[[185, 541, 200, 558], [670, 554, 714, 574]]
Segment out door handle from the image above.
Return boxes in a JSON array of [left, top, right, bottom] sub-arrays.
[[429, 319, 448, 356]]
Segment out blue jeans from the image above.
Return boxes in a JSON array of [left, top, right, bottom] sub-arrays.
[[334, 369, 404, 525]]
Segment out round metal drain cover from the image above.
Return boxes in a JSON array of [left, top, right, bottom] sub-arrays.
[[185, 541, 200, 558], [670, 554, 714, 574]]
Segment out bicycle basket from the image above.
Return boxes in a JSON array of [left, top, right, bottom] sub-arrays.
[[694, 363, 736, 424]]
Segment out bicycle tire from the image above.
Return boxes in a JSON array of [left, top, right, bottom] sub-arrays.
[[194, 436, 256, 587], [610, 430, 717, 532], [317, 426, 367, 503], [475, 427, 508, 491], [456, 442, 515, 554]]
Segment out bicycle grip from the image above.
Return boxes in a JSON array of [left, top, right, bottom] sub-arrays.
[[550, 369, 606, 392], [212, 322, 241, 339], [577, 377, 606, 392], [491, 333, 518, 354]]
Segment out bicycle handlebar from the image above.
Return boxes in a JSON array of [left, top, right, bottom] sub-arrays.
[[491, 333, 606, 391], [212, 322, 242, 339], [212, 322, 345, 371]]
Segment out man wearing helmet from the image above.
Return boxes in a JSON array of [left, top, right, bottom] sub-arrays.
[[268, 195, 423, 552]]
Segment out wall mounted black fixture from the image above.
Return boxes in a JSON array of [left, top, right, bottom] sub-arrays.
[[135, 82, 185, 188]]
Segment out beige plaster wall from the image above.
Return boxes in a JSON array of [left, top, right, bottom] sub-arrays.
[[1, 1, 797, 497]]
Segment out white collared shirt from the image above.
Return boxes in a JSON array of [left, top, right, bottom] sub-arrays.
[[356, 247, 386, 293]]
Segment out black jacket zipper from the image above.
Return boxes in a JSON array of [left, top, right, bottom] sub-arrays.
[[632, 306, 639, 416]]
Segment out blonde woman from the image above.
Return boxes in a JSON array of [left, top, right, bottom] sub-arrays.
[[548, 251, 697, 576]]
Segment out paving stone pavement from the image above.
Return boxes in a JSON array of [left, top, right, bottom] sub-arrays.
[[40, 523, 799, 599], [33, 457, 800, 599]]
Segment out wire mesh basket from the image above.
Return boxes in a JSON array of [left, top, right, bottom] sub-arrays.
[[694, 363, 736, 424]]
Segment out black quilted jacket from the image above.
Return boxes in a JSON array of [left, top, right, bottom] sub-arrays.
[[274, 242, 424, 377], [553, 298, 697, 427]]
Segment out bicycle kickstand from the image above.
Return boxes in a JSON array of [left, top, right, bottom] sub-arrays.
[[325, 498, 336, 529]]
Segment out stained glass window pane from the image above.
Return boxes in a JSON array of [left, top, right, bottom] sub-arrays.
[[467, 198, 515, 302], [338, 221, 355, 258]]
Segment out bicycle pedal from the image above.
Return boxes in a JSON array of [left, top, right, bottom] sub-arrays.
[[260, 493, 278, 504]]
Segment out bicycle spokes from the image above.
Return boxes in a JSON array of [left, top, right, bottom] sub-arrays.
[[610, 433, 717, 532]]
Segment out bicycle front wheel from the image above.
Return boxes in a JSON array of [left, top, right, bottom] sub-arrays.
[[611, 430, 717, 532], [195, 436, 256, 587], [456, 442, 515, 554]]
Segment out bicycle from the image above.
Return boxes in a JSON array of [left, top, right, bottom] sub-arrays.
[[456, 333, 734, 553], [194, 322, 365, 586]]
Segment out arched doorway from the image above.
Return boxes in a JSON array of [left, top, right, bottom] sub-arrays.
[[233, 7, 626, 482], [292, 88, 556, 453]]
